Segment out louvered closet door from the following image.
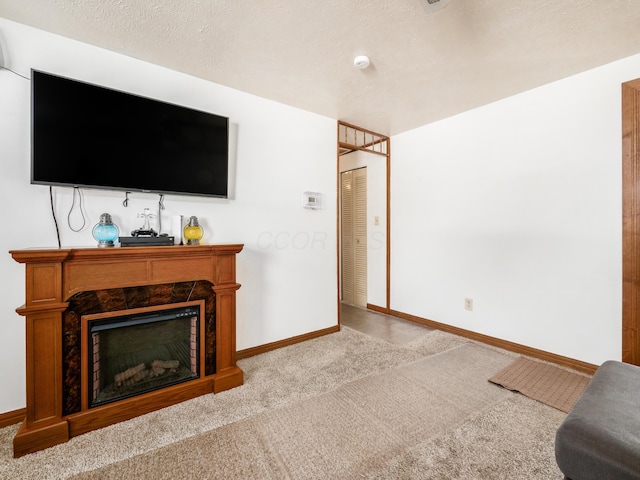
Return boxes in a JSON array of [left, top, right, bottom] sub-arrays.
[[341, 168, 367, 307]]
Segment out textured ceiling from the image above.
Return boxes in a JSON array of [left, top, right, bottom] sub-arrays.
[[2, 0, 640, 136]]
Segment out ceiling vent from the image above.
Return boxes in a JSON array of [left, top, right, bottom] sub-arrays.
[[420, 0, 451, 13]]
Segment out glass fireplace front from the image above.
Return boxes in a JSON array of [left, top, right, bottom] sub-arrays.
[[88, 303, 200, 408]]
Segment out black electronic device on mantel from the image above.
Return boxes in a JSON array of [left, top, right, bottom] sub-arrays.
[[30, 70, 229, 198], [119, 236, 175, 247]]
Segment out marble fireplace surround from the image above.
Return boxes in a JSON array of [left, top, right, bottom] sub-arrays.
[[10, 244, 243, 457]]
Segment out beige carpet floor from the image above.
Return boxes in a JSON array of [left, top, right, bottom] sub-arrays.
[[0, 326, 568, 479]]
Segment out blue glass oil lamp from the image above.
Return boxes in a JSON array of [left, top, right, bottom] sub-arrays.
[[92, 213, 119, 247]]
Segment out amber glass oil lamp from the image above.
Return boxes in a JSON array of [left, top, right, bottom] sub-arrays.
[[183, 216, 204, 245]]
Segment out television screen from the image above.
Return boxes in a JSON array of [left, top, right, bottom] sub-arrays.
[[31, 70, 229, 198]]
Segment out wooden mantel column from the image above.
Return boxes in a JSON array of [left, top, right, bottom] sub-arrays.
[[10, 244, 243, 457]]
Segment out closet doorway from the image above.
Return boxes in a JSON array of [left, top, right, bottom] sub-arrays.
[[341, 168, 367, 306], [337, 121, 390, 318]]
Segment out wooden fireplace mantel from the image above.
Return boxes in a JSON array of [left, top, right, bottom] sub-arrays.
[[10, 244, 243, 457]]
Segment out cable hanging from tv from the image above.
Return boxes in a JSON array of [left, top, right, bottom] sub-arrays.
[[49, 186, 61, 248], [67, 187, 87, 233], [157, 194, 165, 234]]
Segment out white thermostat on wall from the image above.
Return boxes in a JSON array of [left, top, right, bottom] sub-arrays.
[[303, 191, 323, 209]]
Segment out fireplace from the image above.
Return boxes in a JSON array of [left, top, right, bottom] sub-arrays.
[[61, 283, 217, 417], [85, 302, 202, 408], [10, 244, 243, 457]]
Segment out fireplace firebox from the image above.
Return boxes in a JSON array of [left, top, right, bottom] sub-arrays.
[[86, 303, 201, 408]]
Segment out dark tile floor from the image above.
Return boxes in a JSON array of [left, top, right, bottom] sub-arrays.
[[340, 303, 433, 345]]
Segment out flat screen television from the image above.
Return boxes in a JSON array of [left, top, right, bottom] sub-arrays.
[[31, 70, 229, 198]]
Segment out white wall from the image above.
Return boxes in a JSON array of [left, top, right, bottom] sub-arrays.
[[0, 19, 337, 414], [391, 55, 640, 366], [339, 151, 387, 307]]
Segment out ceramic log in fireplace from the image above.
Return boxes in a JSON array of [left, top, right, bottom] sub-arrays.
[[9, 244, 243, 457]]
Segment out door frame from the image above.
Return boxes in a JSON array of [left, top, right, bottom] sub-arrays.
[[622, 79, 640, 365], [336, 121, 390, 322]]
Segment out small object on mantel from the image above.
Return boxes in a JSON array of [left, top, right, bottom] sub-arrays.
[[131, 207, 157, 237], [171, 215, 184, 245], [183, 216, 204, 245], [118, 236, 174, 247], [92, 213, 119, 247]]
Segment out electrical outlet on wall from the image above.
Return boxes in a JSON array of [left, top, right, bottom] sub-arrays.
[[464, 298, 473, 311]]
